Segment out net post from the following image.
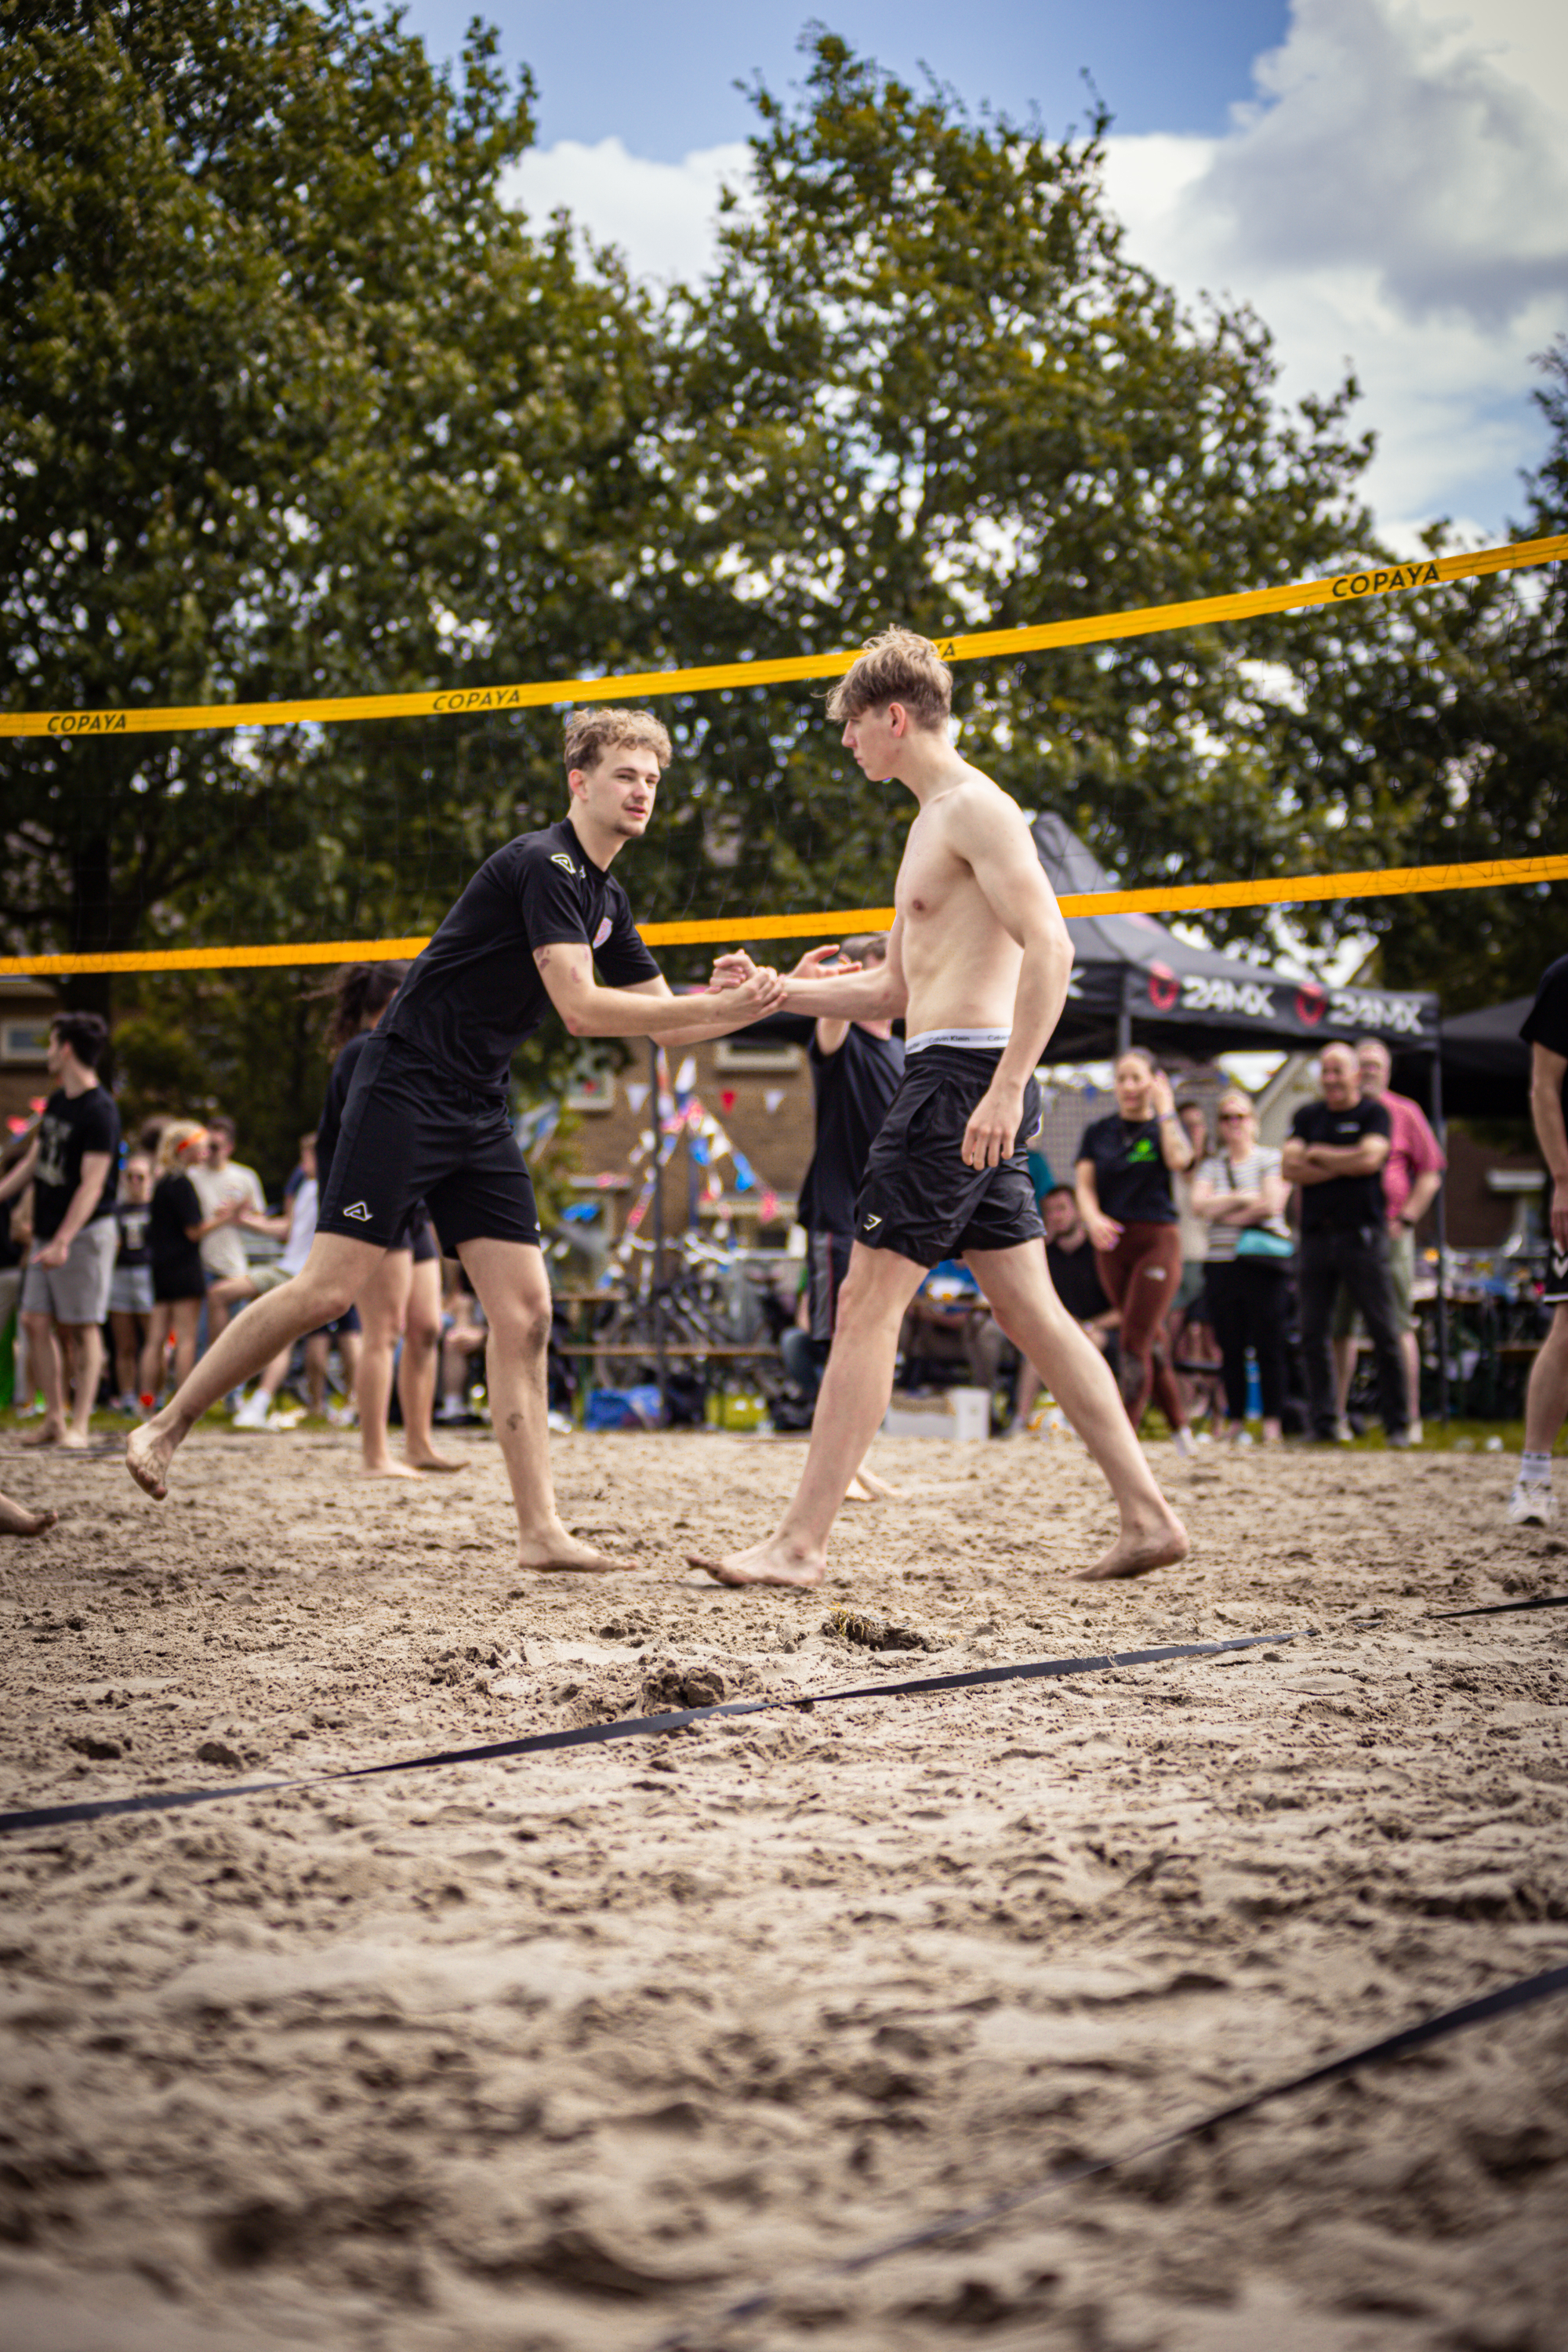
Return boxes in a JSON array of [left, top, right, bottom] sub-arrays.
[[1116, 968, 1133, 1058], [650, 1036, 669, 1427]]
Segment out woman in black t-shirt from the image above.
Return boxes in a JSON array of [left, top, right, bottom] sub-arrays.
[[1075, 1050, 1196, 1444], [147, 1122, 227, 1399]]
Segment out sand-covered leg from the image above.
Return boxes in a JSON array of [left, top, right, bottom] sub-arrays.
[[691, 1246, 921, 1587], [0, 1491, 57, 1537], [125, 1235, 381, 1504], [967, 1242, 1189, 1582], [462, 1235, 641, 1576]]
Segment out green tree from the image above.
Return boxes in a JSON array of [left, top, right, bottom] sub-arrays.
[[0, 0, 656, 1012], [1278, 340, 1567, 1009], [618, 31, 1385, 956]]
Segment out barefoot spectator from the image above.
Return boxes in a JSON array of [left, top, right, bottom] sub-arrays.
[[147, 1123, 238, 1403], [1331, 1037, 1445, 1444], [1192, 1091, 1292, 1445], [190, 1115, 266, 1345], [315, 964, 459, 1477], [0, 1013, 121, 1450], [1283, 1043, 1407, 1446], [1510, 956, 1568, 1524], [108, 1152, 156, 1411]]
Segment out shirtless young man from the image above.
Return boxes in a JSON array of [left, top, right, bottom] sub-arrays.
[[691, 629, 1189, 1589], [128, 710, 785, 1572]]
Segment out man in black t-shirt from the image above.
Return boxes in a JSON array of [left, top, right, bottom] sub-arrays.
[[0, 1011, 121, 1449], [1282, 1040, 1406, 1443], [128, 710, 786, 1569], [1509, 955, 1568, 1524]]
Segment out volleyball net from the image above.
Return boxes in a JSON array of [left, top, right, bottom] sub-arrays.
[[1, 528, 1563, 983]]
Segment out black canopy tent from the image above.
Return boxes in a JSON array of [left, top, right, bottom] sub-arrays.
[[1029, 816, 1454, 1418], [1030, 815, 1441, 1063], [1397, 996, 1531, 1122]]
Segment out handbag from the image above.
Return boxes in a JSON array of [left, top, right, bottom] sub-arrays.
[[1225, 1152, 1294, 1260], [1236, 1225, 1294, 1261]]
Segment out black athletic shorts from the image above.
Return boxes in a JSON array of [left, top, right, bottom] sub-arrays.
[[855, 1047, 1044, 1269], [316, 1032, 541, 1256], [1545, 1247, 1568, 1308]]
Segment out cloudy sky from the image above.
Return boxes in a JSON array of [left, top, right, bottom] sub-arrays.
[[401, 0, 1567, 553]]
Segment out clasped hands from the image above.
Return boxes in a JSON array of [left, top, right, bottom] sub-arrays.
[[706, 942, 864, 1016]]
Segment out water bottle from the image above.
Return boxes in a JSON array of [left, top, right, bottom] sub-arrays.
[[1244, 1350, 1262, 1421]]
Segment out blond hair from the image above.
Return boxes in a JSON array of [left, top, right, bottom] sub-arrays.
[[1216, 1090, 1255, 1125], [156, 1118, 207, 1171], [563, 707, 673, 777], [826, 627, 953, 731]]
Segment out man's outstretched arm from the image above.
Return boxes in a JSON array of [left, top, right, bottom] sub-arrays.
[[533, 946, 784, 1040], [763, 931, 909, 1023]]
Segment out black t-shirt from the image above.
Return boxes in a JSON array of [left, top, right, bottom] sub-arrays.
[[31, 1085, 121, 1240], [1290, 1095, 1392, 1232], [797, 1025, 906, 1234], [1047, 1234, 1112, 1323], [379, 818, 660, 1097], [114, 1199, 152, 1268], [1076, 1115, 1178, 1225], [0, 1196, 20, 1272], [149, 1171, 206, 1294], [1520, 955, 1568, 1131]]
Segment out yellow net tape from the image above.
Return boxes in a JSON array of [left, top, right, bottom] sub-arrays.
[[5, 855, 1564, 979], [5, 533, 1563, 739]]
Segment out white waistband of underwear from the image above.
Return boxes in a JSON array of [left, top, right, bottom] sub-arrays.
[[905, 1027, 1013, 1054]]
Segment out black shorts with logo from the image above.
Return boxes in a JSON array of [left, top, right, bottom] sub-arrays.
[[316, 1033, 541, 1256], [854, 1047, 1044, 1269], [1545, 1247, 1568, 1308]]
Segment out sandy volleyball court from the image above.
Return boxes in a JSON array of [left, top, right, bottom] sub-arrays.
[[0, 1426, 1565, 2352]]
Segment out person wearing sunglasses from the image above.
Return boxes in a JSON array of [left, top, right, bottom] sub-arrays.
[[1191, 1091, 1292, 1443]]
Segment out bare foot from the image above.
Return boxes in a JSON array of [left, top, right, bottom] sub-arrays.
[[126, 1423, 176, 1502], [0, 1496, 57, 1537], [357, 1459, 424, 1479], [1073, 1512, 1191, 1583], [688, 1534, 826, 1589], [517, 1526, 640, 1573], [404, 1448, 466, 1474], [20, 1422, 66, 1449], [844, 1467, 900, 1504], [60, 1428, 91, 1451]]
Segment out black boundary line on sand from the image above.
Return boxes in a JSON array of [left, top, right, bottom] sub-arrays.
[[1432, 1594, 1568, 1618], [0, 1632, 1301, 1836], [646, 1963, 1568, 2350]]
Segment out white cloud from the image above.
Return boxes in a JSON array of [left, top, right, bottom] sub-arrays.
[[1103, 0, 1568, 546], [499, 136, 750, 285], [505, 2, 1566, 546]]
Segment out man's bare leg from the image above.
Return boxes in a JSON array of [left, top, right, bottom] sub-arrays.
[[355, 1250, 420, 1477], [126, 1234, 383, 1499], [1332, 1333, 1355, 1424], [401, 1255, 462, 1471], [1524, 1304, 1568, 1456], [20, 1312, 67, 1446], [459, 1235, 636, 1572], [0, 1488, 57, 1536], [967, 1243, 1188, 1580], [691, 1247, 927, 1587], [62, 1321, 103, 1447]]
